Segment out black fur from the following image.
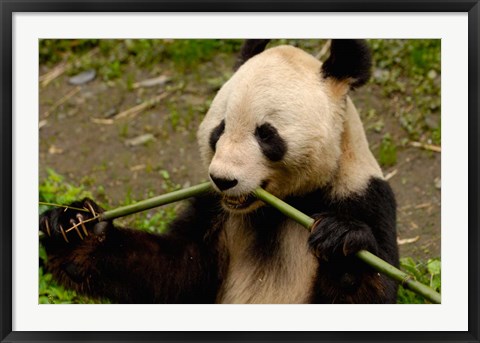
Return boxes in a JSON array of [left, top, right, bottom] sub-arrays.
[[208, 119, 225, 151], [234, 39, 270, 70], [321, 39, 372, 89], [254, 123, 287, 162], [287, 177, 399, 303], [245, 203, 286, 262]]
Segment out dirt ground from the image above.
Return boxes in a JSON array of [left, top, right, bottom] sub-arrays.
[[39, 40, 441, 261]]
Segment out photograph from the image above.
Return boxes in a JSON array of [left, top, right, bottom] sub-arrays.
[[38, 38, 441, 305]]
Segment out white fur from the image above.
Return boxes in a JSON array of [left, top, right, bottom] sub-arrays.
[[217, 217, 318, 304], [198, 45, 381, 201]]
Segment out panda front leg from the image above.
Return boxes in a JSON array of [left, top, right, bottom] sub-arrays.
[[39, 198, 221, 303], [308, 215, 395, 304]]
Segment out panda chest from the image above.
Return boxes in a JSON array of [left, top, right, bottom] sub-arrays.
[[217, 217, 318, 304]]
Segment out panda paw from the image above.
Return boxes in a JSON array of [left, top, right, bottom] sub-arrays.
[[39, 198, 111, 246], [308, 214, 378, 261]]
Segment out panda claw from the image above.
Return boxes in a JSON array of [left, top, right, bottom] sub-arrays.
[[59, 224, 69, 243], [85, 202, 97, 217], [44, 218, 51, 237], [76, 213, 89, 236], [70, 219, 84, 240]]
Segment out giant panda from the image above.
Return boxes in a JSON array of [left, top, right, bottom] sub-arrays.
[[39, 39, 399, 304]]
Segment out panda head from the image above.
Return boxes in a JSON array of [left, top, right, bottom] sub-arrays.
[[197, 40, 372, 214]]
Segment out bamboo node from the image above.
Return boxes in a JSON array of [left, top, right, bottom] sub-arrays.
[[401, 274, 415, 288]]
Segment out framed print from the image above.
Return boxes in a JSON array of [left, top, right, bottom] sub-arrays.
[[1, 1, 479, 342]]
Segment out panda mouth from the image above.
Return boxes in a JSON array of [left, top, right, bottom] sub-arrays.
[[222, 194, 257, 210], [221, 181, 268, 211]]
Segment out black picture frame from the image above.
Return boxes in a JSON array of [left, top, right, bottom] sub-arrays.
[[1, 1, 479, 342]]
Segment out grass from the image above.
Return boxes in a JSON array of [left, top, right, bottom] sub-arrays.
[[397, 257, 441, 304], [378, 133, 398, 167], [368, 39, 441, 145], [39, 169, 105, 304], [40, 39, 243, 79], [39, 168, 93, 214]]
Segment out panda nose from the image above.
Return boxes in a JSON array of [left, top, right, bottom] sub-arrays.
[[209, 174, 238, 191]]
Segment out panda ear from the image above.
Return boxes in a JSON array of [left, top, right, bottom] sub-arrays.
[[234, 39, 271, 71], [321, 39, 372, 92]]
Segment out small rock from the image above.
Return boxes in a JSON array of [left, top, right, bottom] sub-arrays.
[[427, 69, 438, 79], [69, 69, 96, 85], [372, 119, 384, 133], [48, 145, 64, 154], [125, 134, 155, 147], [373, 69, 389, 82], [434, 177, 441, 190], [425, 114, 440, 129], [104, 107, 118, 118], [67, 108, 78, 117]]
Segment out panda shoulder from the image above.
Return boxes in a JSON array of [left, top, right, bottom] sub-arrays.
[[331, 97, 385, 198]]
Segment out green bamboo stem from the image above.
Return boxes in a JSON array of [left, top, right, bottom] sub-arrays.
[[99, 182, 211, 221], [253, 187, 441, 304], [253, 188, 315, 228], [356, 250, 441, 304]]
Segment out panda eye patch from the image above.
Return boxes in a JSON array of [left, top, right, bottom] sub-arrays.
[[255, 123, 275, 141], [209, 119, 225, 151], [255, 123, 287, 162]]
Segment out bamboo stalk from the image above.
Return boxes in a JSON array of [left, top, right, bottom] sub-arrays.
[[253, 187, 441, 304], [99, 182, 211, 221], [356, 250, 441, 304], [253, 188, 315, 228]]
